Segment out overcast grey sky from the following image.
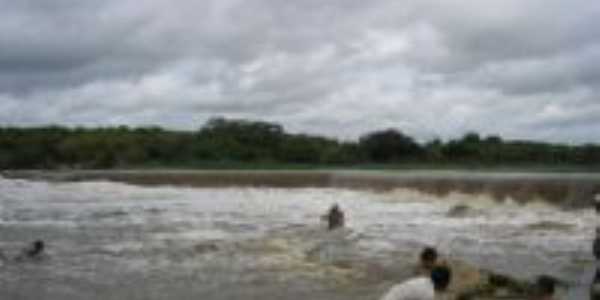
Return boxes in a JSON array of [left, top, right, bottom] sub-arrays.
[[1, 0, 599, 143]]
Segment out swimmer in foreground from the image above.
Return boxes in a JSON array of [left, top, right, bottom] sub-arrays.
[[379, 265, 452, 300], [325, 203, 345, 230]]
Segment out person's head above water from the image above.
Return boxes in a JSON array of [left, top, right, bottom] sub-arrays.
[[28, 240, 45, 257], [331, 203, 341, 212], [430, 265, 452, 292], [420, 247, 438, 269], [34, 240, 44, 251]]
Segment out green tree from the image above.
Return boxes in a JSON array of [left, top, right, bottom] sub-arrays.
[[359, 129, 423, 163]]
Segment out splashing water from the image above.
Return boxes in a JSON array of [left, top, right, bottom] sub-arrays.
[[0, 174, 596, 299]]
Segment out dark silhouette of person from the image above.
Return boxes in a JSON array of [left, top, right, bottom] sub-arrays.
[[534, 275, 556, 300], [591, 269, 600, 300], [27, 240, 44, 258], [16, 240, 45, 261], [326, 203, 345, 230], [419, 247, 438, 272], [431, 265, 452, 293], [594, 228, 600, 261]]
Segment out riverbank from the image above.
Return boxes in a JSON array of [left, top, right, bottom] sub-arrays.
[[68, 161, 600, 173]]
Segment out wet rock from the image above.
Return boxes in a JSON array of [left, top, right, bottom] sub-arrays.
[[193, 242, 219, 254], [525, 221, 574, 231], [446, 204, 477, 218], [444, 260, 486, 296], [592, 283, 600, 300], [90, 209, 129, 220], [145, 207, 163, 214], [450, 264, 562, 300]]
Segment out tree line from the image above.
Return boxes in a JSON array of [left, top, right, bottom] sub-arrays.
[[1, 117, 599, 169]]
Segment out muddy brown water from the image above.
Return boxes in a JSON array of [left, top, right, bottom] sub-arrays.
[[1, 170, 599, 299], [5, 170, 600, 208]]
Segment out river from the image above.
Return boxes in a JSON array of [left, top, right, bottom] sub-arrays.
[[0, 171, 598, 299]]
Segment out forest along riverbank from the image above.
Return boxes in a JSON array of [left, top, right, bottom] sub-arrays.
[[0, 172, 597, 299]]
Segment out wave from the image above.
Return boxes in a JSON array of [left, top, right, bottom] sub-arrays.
[[4, 170, 600, 208]]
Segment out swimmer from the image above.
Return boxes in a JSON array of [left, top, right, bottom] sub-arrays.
[[15, 240, 45, 261]]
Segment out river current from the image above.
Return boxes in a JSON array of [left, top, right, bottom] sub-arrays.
[[0, 173, 597, 299]]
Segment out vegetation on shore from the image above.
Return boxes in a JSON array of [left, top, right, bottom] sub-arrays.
[[1, 117, 599, 170]]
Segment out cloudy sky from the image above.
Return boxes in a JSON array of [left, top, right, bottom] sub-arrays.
[[1, 0, 599, 143]]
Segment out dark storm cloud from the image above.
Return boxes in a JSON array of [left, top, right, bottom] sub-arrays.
[[0, 0, 599, 143]]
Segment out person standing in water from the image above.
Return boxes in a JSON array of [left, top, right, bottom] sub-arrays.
[[379, 265, 452, 300], [326, 203, 345, 230]]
